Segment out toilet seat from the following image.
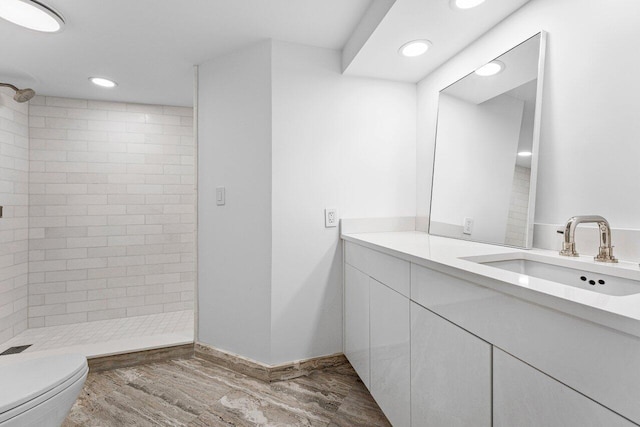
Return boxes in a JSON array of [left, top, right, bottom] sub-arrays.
[[0, 354, 88, 424]]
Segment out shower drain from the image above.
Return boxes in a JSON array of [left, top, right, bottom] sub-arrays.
[[0, 345, 32, 356]]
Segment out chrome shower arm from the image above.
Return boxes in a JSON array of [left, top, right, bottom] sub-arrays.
[[0, 83, 20, 92]]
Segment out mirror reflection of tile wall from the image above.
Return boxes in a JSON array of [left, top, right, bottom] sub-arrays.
[[505, 166, 531, 247]]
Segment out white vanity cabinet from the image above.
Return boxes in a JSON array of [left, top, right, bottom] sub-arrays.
[[410, 302, 491, 427], [344, 236, 640, 427], [493, 349, 635, 427], [344, 241, 411, 427]]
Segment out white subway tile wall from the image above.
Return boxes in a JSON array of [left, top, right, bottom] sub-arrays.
[[28, 96, 195, 328], [505, 165, 531, 247], [0, 88, 30, 343]]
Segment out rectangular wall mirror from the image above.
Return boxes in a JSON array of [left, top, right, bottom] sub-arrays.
[[429, 32, 547, 248]]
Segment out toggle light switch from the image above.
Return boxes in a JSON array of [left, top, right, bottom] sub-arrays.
[[463, 217, 474, 235], [216, 187, 225, 206]]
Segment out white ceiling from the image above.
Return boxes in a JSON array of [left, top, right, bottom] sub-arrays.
[[343, 0, 532, 82], [0, 0, 534, 107], [0, 0, 372, 106]]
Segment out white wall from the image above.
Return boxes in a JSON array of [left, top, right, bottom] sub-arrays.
[[197, 42, 273, 363], [271, 41, 416, 364], [28, 96, 195, 327], [418, 0, 640, 231], [197, 40, 416, 365], [430, 93, 522, 243], [0, 88, 29, 344]]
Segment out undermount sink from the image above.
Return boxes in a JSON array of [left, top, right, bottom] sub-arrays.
[[463, 253, 640, 296]]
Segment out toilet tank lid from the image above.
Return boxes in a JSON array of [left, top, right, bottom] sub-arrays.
[[0, 353, 87, 415]]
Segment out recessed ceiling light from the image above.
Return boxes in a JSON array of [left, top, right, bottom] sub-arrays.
[[450, 0, 486, 10], [0, 0, 64, 33], [475, 60, 505, 77], [518, 151, 533, 157], [399, 40, 432, 57], [89, 77, 117, 88]]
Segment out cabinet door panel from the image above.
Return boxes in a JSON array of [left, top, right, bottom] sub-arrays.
[[494, 348, 635, 427], [344, 264, 370, 389], [411, 302, 491, 427], [370, 279, 410, 427]]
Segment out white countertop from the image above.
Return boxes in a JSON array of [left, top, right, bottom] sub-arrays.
[[342, 231, 640, 338]]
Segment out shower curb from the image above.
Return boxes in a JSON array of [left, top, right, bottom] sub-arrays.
[[88, 343, 195, 372]]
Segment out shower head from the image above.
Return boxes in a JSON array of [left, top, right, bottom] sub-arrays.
[[0, 83, 36, 103], [13, 88, 36, 103]]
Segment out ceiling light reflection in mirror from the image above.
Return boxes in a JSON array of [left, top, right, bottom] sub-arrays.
[[450, 0, 486, 10], [475, 60, 505, 76]]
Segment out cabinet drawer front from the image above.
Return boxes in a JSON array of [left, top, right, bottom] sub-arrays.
[[410, 262, 495, 311], [494, 349, 634, 427], [345, 241, 410, 297]]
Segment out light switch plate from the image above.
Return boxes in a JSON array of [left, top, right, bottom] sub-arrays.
[[216, 187, 225, 206], [463, 217, 473, 235], [325, 208, 337, 228]]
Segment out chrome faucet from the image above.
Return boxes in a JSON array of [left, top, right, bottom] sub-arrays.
[[559, 215, 617, 263]]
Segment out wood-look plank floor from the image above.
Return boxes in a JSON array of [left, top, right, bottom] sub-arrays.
[[63, 357, 392, 426]]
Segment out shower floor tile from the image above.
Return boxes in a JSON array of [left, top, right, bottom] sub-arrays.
[[0, 310, 194, 359]]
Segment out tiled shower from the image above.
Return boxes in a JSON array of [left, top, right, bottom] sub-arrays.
[[0, 88, 29, 344], [0, 87, 196, 355]]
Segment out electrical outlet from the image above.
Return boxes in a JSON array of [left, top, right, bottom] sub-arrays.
[[325, 208, 338, 228], [463, 217, 474, 235]]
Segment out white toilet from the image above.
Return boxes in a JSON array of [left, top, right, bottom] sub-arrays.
[[0, 354, 88, 427]]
